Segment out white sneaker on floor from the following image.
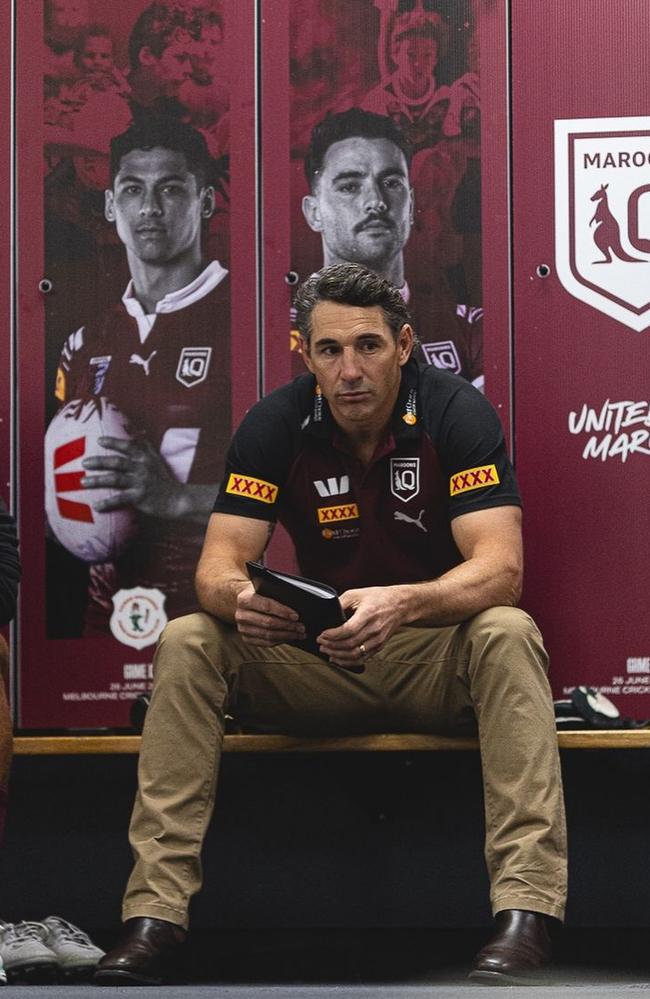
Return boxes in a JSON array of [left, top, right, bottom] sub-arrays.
[[41, 916, 105, 978], [0, 920, 58, 982]]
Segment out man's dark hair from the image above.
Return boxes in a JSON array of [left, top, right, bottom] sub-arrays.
[[128, 2, 201, 72], [294, 262, 416, 346], [304, 108, 412, 190], [110, 114, 214, 188]]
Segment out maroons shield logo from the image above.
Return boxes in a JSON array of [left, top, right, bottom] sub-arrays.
[[555, 116, 650, 332], [390, 458, 419, 503]]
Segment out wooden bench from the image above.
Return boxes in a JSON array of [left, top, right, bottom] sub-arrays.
[[13, 730, 650, 755]]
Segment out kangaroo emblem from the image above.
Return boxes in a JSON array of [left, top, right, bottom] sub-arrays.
[[129, 350, 158, 376], [394, 509, 427, 533], [589, 185, 644, 264]]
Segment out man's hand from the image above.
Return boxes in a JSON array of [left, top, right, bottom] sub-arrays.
[[81, 436, 184, 519], [316, 586, 405, 668], [234, 583, 306, 646]]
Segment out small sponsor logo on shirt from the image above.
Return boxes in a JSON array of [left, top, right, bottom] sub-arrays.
[[322, 525, 361, 541], [317, 503, 359, 524], [129, 350, 157, 376], [394, 509, 427, 533], [176, 346, 212, 388], [390, 458, 420, 502], [226, 473, 279, 504], [313, 475, 350, 498], [55, 366, 66, 402], [449, 464, 500, 496], [89, 355, 112, 395]]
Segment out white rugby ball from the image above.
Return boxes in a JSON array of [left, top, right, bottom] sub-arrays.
[[45, 397, 138, 563]]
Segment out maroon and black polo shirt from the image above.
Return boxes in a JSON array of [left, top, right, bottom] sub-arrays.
[[213, 359, 521, 593]]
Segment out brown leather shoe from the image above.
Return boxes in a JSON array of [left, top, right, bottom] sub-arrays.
[[469, 909, 554, 985], [93, 917, 186, 986]]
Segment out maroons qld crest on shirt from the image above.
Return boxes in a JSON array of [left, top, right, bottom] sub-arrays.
[[555, 115, 650, 331], [176, 346, 212, 387], [390, 458, 420, 502]]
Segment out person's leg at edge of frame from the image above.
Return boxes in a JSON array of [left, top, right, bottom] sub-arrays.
[[460, 606, 567, 983], [0, 635, 13, 847], [94, 612, 231, 986]]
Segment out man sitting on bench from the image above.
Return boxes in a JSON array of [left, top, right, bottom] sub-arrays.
[[95, 262, 567, 987]]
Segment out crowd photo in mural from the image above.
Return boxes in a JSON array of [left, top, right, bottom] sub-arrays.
[[41, 0, 231, 659], [288, 0, 482, 389]]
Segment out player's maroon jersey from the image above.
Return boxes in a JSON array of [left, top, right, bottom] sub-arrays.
[[55, 263, 231, 624]]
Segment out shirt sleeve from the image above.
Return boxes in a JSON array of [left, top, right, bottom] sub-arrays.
[[55, 326, 90, 403], [212, 384, 302, 522], [0, 498, 20, 627], [428, 377, 521, 519]]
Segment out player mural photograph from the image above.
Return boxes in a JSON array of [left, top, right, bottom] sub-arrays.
[[288, 0, 483, 389], [15, 0, 256, 729]]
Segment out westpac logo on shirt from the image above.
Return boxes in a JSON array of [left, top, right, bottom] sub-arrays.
[[313, 475, 350, 498]]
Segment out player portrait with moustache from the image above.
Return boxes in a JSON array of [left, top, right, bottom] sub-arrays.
[[47, 113, 231, 634], [293, 108, 480, 386]]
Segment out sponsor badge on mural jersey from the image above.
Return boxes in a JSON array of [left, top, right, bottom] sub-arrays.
[[110, 587, 167, 650], [555, 116, 650, 331]]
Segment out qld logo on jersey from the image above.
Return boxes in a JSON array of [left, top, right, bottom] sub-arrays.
[[420, 340, 461, 374], [555, 116, 650, 331], [390, 458, 419, 502], [176, 346, 212, 387]]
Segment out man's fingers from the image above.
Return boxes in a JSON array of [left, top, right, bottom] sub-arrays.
[[93, 490, 138, 512], [97, 436, 135, 454], [82, 454, 132, 472], [239, 591, 300, 622], [83, 472, 133, 491]]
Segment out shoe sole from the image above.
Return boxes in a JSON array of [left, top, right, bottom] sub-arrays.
[[6, 961, 59, 984], [469, 968, 547, 987], [60, 964, 102, 982], [93, 967, 163, 986]]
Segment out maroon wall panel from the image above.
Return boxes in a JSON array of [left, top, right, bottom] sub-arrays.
[[512, 1, 650, 714], [15, 0, 257, 729], [0, 2, 11, 501]]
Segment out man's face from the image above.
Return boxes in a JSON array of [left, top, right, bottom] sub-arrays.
[[302, 300, 413, 432], [51, 0, 88, 28], [302, 137, 413, 273], [79, 35, 114, 75], [192, 23, 224, 84], [139, 29, 194, 95], [105, 147, 213, 265], [392, 36, 437, 84]]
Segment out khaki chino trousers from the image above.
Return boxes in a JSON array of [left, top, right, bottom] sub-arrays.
[[123, 607, 567, 929]]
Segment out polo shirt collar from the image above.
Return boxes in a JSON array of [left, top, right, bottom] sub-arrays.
[[301, 357, 422, 444]]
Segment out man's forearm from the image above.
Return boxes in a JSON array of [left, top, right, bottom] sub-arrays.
[[389, 553, 522, 628], [195, 565, 250, 621]]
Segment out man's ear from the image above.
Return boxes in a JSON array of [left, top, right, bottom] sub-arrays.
[[201, 186, 216, 219], [104, 189, 116, 223], [302, 194, 323, 233], [397, 324, 414, 365], [409, 186, 415, 227], [299, 336, 315, 372]]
